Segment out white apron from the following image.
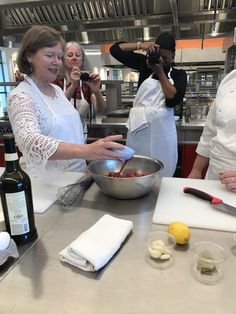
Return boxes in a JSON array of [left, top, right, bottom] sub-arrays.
[[126, 70, 177, 177], [64, 79, 90, 141], [27, 77, 86, 174]]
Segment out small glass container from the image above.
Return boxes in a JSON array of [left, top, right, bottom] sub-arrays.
[[146, 231, 176, 270], [113, 146, 135, 161], [191, 241, 227, 285]]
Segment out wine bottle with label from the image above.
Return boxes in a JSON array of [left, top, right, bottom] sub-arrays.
[[0, 133, 37, 245]]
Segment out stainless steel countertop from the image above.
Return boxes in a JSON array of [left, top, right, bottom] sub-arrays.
[[0, 182, 236, 314]]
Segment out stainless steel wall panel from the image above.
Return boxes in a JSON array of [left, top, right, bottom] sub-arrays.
[[0, 0, 235, 44]]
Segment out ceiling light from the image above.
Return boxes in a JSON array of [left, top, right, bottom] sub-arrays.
[[61, 25, 68, 32], [84, 50, 101, 56], [81, 32, 89, 44], [143, 27, 150, 41]]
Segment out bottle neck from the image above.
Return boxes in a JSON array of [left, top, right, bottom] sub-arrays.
[[3, 133, 20, 172], [5, 152, 20, 172]]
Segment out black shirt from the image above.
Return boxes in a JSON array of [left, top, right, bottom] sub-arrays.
[[110, 42, 187, 108]]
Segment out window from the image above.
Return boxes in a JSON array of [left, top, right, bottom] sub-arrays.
[[0, 50, 10, 117]]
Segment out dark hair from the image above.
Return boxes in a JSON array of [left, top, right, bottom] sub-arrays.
[[17, 25, 65, 74], [155, 32, 176, 52]]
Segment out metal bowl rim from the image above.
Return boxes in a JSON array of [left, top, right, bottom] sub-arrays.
[[87, 155, 164, 180]]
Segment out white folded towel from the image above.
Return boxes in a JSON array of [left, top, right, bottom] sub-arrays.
[[126, 107, 148, 134], [59, 214, 133, 272]]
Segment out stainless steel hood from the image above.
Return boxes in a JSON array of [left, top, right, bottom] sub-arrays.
[[0, 0, 236, 45]]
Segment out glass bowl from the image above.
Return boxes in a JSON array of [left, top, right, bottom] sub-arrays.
[[146, 231, 176, 270], [191, 241, 227, 285]]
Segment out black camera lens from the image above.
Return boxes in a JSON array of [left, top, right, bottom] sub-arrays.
[[80, 72, 91, 81]]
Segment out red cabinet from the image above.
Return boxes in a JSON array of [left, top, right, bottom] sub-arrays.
[[181, 144, 198, 178], [181, 144, 207, 178]]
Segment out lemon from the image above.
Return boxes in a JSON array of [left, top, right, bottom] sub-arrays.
[[168, 221, 191, 245]]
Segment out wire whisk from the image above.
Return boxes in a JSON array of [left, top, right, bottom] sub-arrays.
[[57, 174, 94, 210]]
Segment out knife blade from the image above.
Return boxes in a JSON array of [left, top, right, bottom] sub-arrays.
[[183, 187, 236, 217]]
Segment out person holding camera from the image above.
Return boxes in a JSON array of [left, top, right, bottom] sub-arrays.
[[110, 33, 187, 177], [53, 41, 106, 141], [7, 25, 125, 180]]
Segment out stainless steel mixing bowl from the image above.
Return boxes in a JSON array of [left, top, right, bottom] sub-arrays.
[[87, 155, 164, 199]]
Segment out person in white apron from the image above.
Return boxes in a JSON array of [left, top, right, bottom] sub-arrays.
[[7, 25, 125, 180], [54, 41, 106, 141], [62, 78, 90, 141], [127, 70, 177, 177], [110, 33, 187, 177], [188, 69, 236, 192]]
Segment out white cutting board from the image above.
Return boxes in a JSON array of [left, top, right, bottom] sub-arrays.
[[153, 177, 236, 232], [0, 167, 84, 221]]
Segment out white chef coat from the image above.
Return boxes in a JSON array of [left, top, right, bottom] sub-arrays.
[[196, 69, 236, 179], [126, 70, 177, 177]]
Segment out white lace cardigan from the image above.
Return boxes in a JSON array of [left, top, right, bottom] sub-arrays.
[[7, 78, 85, 179]]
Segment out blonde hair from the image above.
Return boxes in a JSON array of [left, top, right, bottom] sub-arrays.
[[17, 25, 65, 75]]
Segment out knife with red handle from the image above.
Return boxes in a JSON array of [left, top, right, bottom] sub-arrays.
[[183, 187, 236, 216]]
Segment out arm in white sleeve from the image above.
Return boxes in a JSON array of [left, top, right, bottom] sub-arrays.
[[196, 99, 217, 158], [7, 91, 60, 175]]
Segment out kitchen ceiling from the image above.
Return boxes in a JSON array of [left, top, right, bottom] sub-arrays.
[[0, 0, 235, 46]]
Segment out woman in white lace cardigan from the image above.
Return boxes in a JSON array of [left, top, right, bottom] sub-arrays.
[[7, 25, 124, 179]]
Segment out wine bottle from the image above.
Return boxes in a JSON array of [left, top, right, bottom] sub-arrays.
[[0, 133, 37, 245]]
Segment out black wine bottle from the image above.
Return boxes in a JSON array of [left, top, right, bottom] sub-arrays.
[[0, 133, 37, 245]]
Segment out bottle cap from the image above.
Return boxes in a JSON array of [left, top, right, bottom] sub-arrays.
[[3, 133, 16, 154]]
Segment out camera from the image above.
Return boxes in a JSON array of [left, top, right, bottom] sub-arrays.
[[80, 72, 91, 81], [147, 50, 161, 65]]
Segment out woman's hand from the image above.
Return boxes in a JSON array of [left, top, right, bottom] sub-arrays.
[[139, 41, 158, 53], [145, 43, 164, 73], [70, 66, 81, 87], [148, 61, 164, 73], [85, 135, 125, 160], [219, 170, 236, 192], [85, 73, 102, 93], [52, 135, 124, 161]]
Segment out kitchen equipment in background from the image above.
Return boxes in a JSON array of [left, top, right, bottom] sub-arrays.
[[189, 104, 208, 121], [106, 108, 131, 117], [185, 97, 212, 122], [87, 156, 163, 199], [57, 174, 94, 210], [225, 28, 236, 73], [101, 80, 123, 112], [102, 107, 130, 123], [183, 187, 236, 216], [153, 177, 236, 232]]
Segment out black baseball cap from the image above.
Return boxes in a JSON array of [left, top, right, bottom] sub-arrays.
[[155, 33, 176, 52]]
